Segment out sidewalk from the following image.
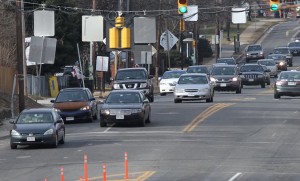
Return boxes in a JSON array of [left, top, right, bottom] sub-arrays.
[[0, 18, 287, 139]]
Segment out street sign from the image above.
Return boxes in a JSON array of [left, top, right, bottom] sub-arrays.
[[96, 56, 109, 71], [134, 17, 156, 43], [141, 51, 152, 64], [232, 8, 247, 24], [82, 16, 104, 42], [160, 30, 178, 51], [34, 10, 55, 36]]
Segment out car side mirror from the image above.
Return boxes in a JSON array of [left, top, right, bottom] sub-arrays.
[[50, 100, 55, 103], [9, 120, 15, 124], [238, 72, 242, 75], [158, 77, 162, 81], [90, 97, 96, 101], [56, 119, 63, 123]]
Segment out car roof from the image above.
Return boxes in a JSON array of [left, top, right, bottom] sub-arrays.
[[60, 87, 90, 92], [21, 108, 55, 113], [247, 44, 262, 47], [164, 70, 186, 73], [274, 46, 289, 49], [110, 89, 144, 93], [242, 63, 262, 66], [257, 59, 274, 61], [187, 65, 208, 68], [118, 68, 147, 71], [180, 73, 208, 76], [211, 64, 236, 68], [217, 57, 234, 60]]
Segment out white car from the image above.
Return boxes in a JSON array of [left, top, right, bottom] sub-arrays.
[[174, 73, 214, 103], [159, 70, 186, 96], [257, 59, 278, 78]]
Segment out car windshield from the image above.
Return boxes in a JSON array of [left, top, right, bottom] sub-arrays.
[[247, 45, 262, 51], [56, 91, 88, 102], [274, 48, 289, 54], [258, 60, 275, 66], [186, 66, 209, 74], [106, 92, 142, 103], [216, 59, 235, 65], [279, 72, 300, 80], [116, 70, 147, 80], [162, 71, 185, 79], [240, 65, 264, 72], [268, 55, 285, 60], [288, 42, 300, 47], [211, 67, 236, 75], [178, 75, 208, 84], [17, 113, 53, 124]]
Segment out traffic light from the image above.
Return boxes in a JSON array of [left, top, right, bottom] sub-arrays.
[[178, 0, 188, 14], [270, 0, 280, 11]]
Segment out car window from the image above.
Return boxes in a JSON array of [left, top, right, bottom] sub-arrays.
[[258, 61, 275, 66], [274, 48, 289, 54], [162, 71, 185, 79], [247, 45, 262, 51], [279, 72, 300, 80], [17, 113, 54, 124], [116, 70, 147, 80], [178, 75, 208, 84], [186, 67, 209, 74], [216, 59, 235, 65], [288, 42, 300, 47], [211, 67, 236, 75], [56, 91, 88, 102], [106, 92, 142, 103], [240, 65, 264, 72]]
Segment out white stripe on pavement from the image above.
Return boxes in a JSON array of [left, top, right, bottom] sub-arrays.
[[228, 172, 242, 181]]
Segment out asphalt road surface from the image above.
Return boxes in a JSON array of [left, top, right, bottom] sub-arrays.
[[1, 19, 300, 181]]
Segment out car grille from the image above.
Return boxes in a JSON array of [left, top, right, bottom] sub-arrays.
[[244, 74, 258, 79], [120, 83, 138, 89], [20, 133, 42, 136], [250, 53, 258, 55], [185, 89, 198, 92], [109, 109, 132, 115], [217, 78, 231, 82]]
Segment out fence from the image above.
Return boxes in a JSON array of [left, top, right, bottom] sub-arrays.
[[0, 66, 17, 94]]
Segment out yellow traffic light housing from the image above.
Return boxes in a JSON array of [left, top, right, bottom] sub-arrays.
[[115, 16, 124, 28], [178, 0, 188, 14], [270, 0, 280, 11], [109, 27, 119, 49], [121, 28, 131, 49]]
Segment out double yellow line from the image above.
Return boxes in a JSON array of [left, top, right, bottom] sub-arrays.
[[183, 103, 234, 133]]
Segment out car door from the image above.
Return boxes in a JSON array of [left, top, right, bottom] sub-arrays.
[[53, 112, 64, 140]]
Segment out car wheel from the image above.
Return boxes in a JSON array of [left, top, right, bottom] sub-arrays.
[[146, 110, 151, 123], [160, 93, 166, 96], [139, 118, 146, 127], [174, 99, 182, 103], [10, 143, 17, 149], [100, 117, 107, 127], [59, 131, 65, 144], [206, 97, 212, 103], [274, 92, 281, 99], [52, 134, 58, 148], [267, 80, 270, 85], [261, 83, 265, 88]]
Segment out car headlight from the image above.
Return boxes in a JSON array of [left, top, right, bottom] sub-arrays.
[[279, 62, 285, 66], [44, 129, 54, 135], [232, 77, 238, 81], [175, 88, 184, 93], [131, 109, 142, 113], [11, 129, 20, 136], [210, 77, 217, 82], [101, 109, 110, 115], [246, 53, 250, 56], [140, 83, 148, 88], [113, 84, 120, 89], [259, 52, 263, 55], [80, 106, 90, 110]]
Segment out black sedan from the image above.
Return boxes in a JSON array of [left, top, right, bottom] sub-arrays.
[[274, 70, 300, 99], [99, 90, 151, 127], [10, 108, 65, 149]]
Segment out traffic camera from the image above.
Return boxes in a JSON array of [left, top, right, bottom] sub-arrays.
[[270, 0, 280, 11], [178, 0, 188, 14]]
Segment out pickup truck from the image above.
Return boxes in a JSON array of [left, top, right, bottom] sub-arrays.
[[112, 68, 154, 102]]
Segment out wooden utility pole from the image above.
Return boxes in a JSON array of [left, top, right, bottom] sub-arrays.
[[16, 0, 25, 113], [155, 0, 162, 86], [215, 0, 220, 60]]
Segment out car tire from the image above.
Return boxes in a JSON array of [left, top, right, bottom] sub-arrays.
[[100, 117, 107, 127], [289, 62, 293, 67], [160, 93, 166, 96], [261, 83, 265, 88], [59, 131, 65, 144], [267, 80, 271, 85], [274, 92, 281, 99], [52, 134, 58, 148], [174, 99, 182, 103], [146, 110, 151, 123], [206, 97, 213, 103], [10, 143, 17, 149]]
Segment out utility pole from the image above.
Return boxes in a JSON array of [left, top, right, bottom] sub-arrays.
[[89, 0, 96, 93], [215, 0, 220, 60], [16, 0, 25, 112], [155, 0, 162, 86]]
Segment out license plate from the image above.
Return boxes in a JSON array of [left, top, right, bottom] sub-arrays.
[[220, 83, 227, 87], [288, 82, 296, 86], [116, 114, 124, 119], [66, 117, 74, 121], [248, 79, 254, 82], [188, 92, 196, 96], [27, 137, 35, 142]]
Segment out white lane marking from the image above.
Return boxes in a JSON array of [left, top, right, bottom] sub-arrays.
[[103, 123, 115, 133], [286, 30, 290, 37], [228, 172, 242, 181], [16, 156, 31, 159], [67, 131, 181, 136], [156, 112, 179, 115]]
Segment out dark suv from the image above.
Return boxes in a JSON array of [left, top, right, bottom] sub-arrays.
[[112, 68, 154, 102], [239, 64, 270, 88], [210, 64, 242, 94], [245, 44, 265, 63]]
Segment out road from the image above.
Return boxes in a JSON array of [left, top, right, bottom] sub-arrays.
[[1, 20, 300, 181]]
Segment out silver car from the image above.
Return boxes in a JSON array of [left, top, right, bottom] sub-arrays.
[[257, 59, 278, 78], [174, 73, 214, 103]]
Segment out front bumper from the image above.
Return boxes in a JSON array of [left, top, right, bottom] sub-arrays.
[[246, 54, 264, 60], [174, 91, 211, 100], [59, 109, 92, 121], [160, 84, 175, 93], [11, 134, 56, 145], [101, 113, 144, 124], [241, 77, 265, 85], [214, 82, 240, 91]]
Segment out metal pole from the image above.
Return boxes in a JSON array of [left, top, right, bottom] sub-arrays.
[[21, 0, 27, 96], [77, 43, 85, 88], [16, 0, 25, 112], [155, 0, 162, 86]]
